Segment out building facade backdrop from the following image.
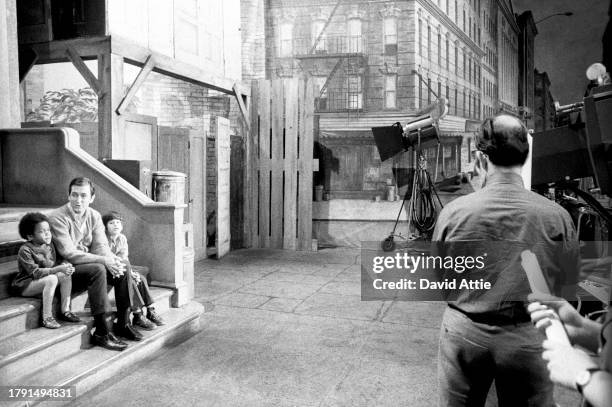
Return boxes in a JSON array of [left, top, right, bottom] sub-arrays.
[[261, 0, 522, 199]]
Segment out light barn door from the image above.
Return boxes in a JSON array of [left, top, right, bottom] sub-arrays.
[[248, 78, 316, 250], [215, 117, 231, 258]]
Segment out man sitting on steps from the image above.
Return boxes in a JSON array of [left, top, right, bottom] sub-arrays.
[[48, 177, 141, 351]]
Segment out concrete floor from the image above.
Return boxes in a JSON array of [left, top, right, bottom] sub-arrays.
[[73, 248, 580, 407]]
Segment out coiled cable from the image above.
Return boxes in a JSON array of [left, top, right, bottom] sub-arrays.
[[408, 154, 443, 234]]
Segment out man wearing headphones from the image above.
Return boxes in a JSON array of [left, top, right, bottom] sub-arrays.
[[432, 114, 580, 406]]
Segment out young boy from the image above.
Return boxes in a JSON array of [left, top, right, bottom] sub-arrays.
[[102, 211, 164, 329], [12, 213, 80, 328]]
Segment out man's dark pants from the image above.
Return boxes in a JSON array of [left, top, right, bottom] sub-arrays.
[[70, 263, 133, 323], [438, 306, 555, 407]]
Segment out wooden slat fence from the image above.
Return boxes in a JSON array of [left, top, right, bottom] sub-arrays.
[[247, 78, 315, 250]]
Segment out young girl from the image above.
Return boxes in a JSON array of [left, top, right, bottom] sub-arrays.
[[103, 212, 164, 329], [11, 212, 80, 329]]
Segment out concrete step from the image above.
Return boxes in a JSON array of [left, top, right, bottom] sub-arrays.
[[0, 286, 172, 341], [0, 323, 88, 385], [0, 241, 23, 259], [0, 299, 36, 341], [0, 261, 18, 300], [0, 205, 56, 244], [10, 301, 204, 407]]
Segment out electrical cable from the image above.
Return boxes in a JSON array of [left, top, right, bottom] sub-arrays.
[[409, 152, 442, 233]]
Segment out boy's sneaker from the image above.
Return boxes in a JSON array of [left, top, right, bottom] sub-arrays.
[[133, 314, 156, 330], [147, 309, 165, 326], [42, 317, 61, 329], [59, 311, 81, 323]]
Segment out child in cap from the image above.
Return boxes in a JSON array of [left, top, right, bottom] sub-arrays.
[[102, 211, 164, 329], [12, 212, 80, 328]]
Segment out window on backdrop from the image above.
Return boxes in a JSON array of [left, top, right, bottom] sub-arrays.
[[446, 37, 450, 70], [418, 19, 423, 56], [347, 75, 362, 109], [279, 22, 293, 57], [348, 18, 362, 53], [312, 20, 326, 53], [384, 75, 397, 109], [427, 25, 431, 60], [383, 17, 398, 55], [314, 76, 328, 110]]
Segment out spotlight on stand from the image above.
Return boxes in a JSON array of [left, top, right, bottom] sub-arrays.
[[370, 98, 449, 250], [372, 98, 449, 162]]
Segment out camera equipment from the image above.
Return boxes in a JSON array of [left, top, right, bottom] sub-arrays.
[[372, 99, 448, 251]]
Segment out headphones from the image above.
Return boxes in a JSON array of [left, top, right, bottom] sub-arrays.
[[477, 117, 495, 154]]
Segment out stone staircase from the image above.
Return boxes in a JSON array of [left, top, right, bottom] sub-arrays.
[[0, 205, 204, 406]]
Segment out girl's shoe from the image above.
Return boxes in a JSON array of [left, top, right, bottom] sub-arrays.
[[42, 317, 61, 329], [59, 311, 81, 323]]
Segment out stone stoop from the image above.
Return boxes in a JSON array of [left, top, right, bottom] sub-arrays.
[[0, 298, 204, 407], [0, 286, 173, 343], [0, 207, 204, 406], [6, 301, 204, 407], [0, 287, 174, 384]]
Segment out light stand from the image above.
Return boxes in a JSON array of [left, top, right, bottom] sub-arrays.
[[373, 99, 449, 251]]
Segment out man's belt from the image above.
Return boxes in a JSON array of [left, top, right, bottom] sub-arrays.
[[448, 304, 531, 326]]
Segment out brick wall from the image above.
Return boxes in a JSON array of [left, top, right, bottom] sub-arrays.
[[127, 70, 209, 132]]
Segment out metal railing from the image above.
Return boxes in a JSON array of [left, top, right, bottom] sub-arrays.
[[290, 35, 366, 56], [316, 89, 363, 112]]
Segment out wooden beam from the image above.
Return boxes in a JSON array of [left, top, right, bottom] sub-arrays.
[[65, 45, 101, 94], [111, 35, 247, 96], [30, 36, 111, 64], [116, 55, 155, 115], [232, 83, 250, 132]]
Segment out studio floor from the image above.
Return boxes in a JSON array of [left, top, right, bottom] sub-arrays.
[[70, 248, 580, 407]]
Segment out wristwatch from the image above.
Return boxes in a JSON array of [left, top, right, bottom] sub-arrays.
[[575, 367, 601, 394]]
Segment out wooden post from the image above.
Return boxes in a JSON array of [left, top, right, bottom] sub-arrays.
[[247, 81, 260, 247], [0, 0, 20, 127], [97, 52, 124, 160]]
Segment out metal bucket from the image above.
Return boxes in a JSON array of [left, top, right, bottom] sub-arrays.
[[152, 170, 187, 204]]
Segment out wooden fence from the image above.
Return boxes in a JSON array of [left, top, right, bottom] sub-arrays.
[[247, 78, 316, 250]]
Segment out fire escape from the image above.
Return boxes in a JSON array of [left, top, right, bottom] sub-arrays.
[[292, 1, 368, 119]]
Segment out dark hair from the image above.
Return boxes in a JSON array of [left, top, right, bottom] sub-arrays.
[[18, 212, 50, 239], [102, 211, 122, 227], [476, 114, 529, 166], [68, 177, 95, 196]]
